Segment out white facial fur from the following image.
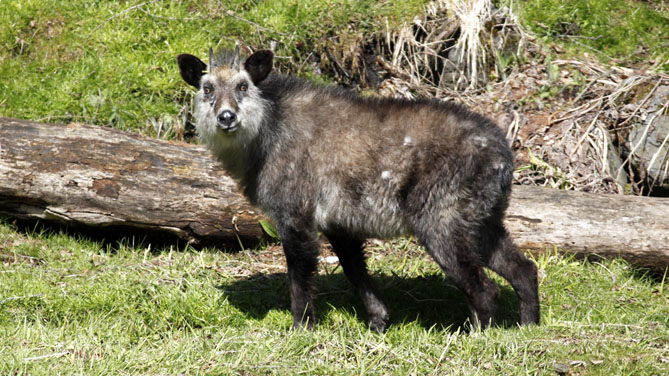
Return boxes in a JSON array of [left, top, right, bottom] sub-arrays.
[[194, 69, 269, 154]]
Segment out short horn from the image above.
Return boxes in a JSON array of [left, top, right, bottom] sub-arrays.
[[208, 47, 216, 71], [233, 44, 241, 70]]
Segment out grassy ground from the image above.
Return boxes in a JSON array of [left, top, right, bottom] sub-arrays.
[[1, 220, 667, 375]]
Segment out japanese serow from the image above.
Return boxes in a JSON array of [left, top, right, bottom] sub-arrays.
[[177, 47, 539, 331]]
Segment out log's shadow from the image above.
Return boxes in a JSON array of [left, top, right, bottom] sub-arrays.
[[5, 217, 250, 254], [217, 271, 521, 331]]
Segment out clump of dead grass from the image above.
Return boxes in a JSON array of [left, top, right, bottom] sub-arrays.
[[373, 0, 529, 93], [513, 61, 669, 195]]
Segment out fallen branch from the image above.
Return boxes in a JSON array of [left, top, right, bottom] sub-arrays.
[[24, 351, 71, 362], [0, 294, 44, 305], [506, 186, 669, 274]]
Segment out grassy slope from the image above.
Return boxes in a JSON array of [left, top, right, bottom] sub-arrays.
[[511, 0, 669, 70], [0, 0, 427, 133], [1, 0, 666, 132], [1, 221, 667, 375]]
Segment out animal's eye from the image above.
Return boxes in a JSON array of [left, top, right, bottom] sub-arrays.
[[203, 85, 213, 95], [239, 82, 248, 92]]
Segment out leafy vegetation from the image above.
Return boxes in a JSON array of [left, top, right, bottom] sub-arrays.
[[1, 220, 667, 374]]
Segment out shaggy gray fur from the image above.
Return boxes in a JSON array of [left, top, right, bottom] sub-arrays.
[[177, 49, 540, 331]]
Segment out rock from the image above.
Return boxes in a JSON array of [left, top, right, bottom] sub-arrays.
[[553, 362, 570, 375], [627, 84, 669, 194]]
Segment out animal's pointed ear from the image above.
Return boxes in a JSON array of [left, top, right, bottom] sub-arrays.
[[244, 50, 273, 84], [177, 54, 207, 88]]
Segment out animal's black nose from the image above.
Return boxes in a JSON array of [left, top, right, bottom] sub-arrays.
[[217, 110, 237, 126]]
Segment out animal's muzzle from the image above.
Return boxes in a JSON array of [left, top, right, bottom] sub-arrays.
[[217, 110, 238, 132]]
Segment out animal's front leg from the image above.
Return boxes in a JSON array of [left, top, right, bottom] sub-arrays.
[[324, 232, 389, 332], [279, 223, 320, 329]]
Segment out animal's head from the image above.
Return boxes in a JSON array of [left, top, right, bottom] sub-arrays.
[[177, 47, 273, 145]]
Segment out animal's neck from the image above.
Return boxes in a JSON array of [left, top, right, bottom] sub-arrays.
[[209, 132, 271, 204]]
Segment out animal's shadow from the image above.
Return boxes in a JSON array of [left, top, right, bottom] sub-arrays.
[[218, 271, 522, 331]]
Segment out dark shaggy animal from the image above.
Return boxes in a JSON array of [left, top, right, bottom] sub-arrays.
[[177, 47, 540, 331]]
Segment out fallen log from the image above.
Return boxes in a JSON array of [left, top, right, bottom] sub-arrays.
[[1, 117, 668, 273], [0, 117, 265, 248], [506, 189, 669, 274]]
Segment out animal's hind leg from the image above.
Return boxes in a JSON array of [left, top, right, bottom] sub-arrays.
[[324, 232, 389, 332], [411, 221, 500, 330], [486, 228, 540, 325]]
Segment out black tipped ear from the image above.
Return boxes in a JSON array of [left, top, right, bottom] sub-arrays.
[[177, 54, 207, 88], [244, 50, 273, 84]]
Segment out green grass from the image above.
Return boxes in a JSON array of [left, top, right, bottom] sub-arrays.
[[0, 0, 429, 134], [508, 0, 669, 69], [1, 220, 667, 375]]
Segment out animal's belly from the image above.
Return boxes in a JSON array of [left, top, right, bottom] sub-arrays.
[[315, 191, 409, 239]]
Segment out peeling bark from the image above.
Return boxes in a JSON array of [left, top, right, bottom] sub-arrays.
[[1, 117, 668, 273]]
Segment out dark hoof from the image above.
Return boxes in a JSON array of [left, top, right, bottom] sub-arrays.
[[368, 319, 387, 333], [368, 312, 389, 333]]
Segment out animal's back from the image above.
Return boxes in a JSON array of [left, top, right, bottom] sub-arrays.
[[257, 76, 514, 238]]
